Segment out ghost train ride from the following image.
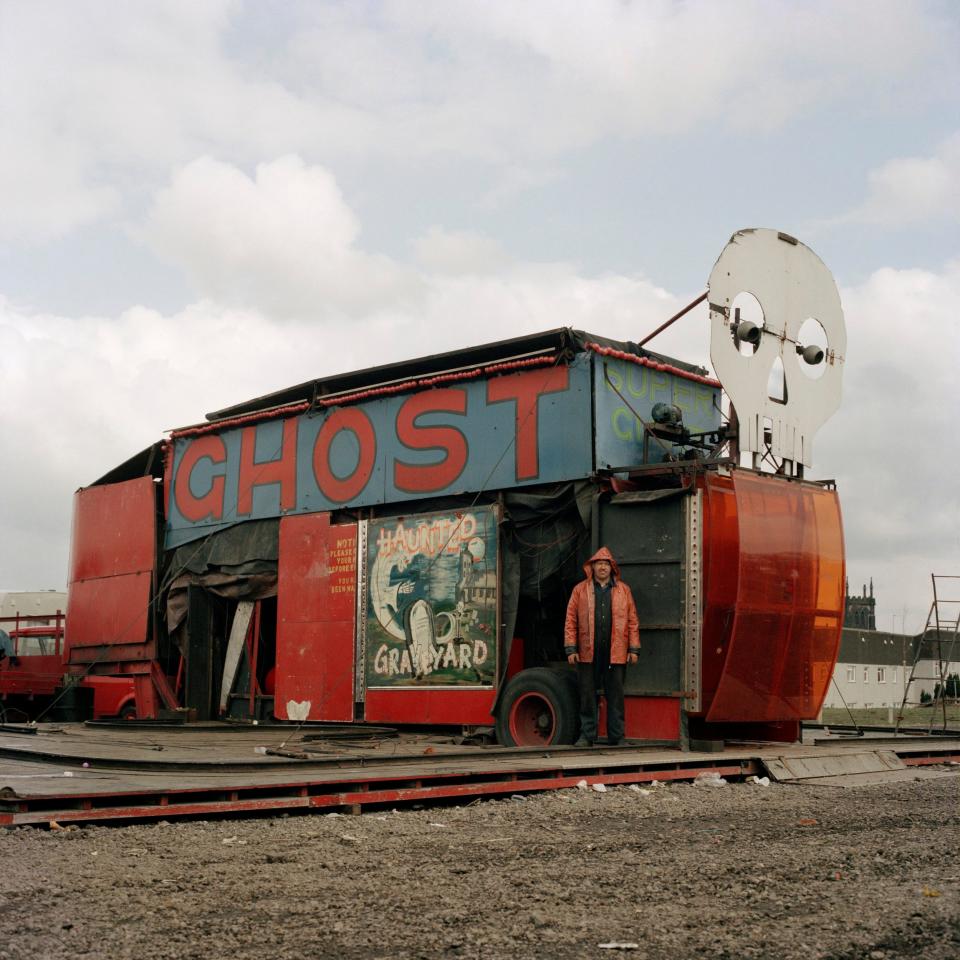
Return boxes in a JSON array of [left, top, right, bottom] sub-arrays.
[[63, 229, 847, 745]]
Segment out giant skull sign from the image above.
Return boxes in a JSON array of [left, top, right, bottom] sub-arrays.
[[708, 229, 846, 470]]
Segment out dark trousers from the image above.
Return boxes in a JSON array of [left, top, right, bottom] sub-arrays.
[[576, 661, 626, 744]]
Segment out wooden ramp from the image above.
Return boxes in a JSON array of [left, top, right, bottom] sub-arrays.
[[1, 723, 958, 826], [760, 748, 960, 787]]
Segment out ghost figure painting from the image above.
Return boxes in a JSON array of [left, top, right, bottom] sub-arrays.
[[365, 508, 499, 688]]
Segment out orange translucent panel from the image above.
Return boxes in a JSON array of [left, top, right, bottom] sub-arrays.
[[703, 471, 844, 723], [698, 475, 739, 706]]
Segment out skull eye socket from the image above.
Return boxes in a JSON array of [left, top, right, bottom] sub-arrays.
[[729, 292, 765, 356], [796, 317, 828, 380]]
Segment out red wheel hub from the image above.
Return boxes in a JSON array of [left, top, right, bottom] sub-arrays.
[[508, 691, 557, 745]]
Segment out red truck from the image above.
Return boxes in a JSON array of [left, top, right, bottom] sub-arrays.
[[0, 613, 136, 722]]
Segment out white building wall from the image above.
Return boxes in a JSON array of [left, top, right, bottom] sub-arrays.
[[823, 661, 908, 709], [0, 591, 67, 625], [823, 657, 960, 709]]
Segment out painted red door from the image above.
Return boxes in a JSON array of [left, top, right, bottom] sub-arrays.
[[276, 513, 357, 722]]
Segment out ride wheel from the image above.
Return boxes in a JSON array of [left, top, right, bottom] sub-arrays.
[[495, 667, 578, 747]]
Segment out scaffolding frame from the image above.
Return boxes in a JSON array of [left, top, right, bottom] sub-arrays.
[[896, 574, 960, 734]]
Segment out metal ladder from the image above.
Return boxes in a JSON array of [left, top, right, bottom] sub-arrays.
[[896, 574, 960, 734]]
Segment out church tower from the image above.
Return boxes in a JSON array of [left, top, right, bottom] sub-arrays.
[[844, 577, 876, 630]]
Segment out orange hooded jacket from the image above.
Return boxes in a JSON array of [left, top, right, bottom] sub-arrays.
[[563, 546, 640, 664]]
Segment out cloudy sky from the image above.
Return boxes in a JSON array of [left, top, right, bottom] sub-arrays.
[[1, 0, 958, 634]]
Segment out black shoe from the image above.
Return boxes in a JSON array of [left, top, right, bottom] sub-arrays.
[[574, 736, 592, 747]]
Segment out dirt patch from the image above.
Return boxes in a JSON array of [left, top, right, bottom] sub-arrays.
[[0, 773, 957, 960]]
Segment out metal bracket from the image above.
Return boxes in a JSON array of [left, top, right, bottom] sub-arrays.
[[354, 520, 369, 704], [683, 491, 703, 714]]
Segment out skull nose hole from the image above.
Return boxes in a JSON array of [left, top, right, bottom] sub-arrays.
[[767, 356, 788, 403]]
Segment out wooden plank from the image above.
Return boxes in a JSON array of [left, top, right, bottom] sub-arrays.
[[1, 725, 958, 826]]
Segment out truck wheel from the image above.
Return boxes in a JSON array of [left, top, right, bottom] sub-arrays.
[[119, 704, 137, 721], [496, 668, 578, 747]]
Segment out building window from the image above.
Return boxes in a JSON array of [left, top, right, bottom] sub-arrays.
[[846, 666, 856, 683], [877, 667, 886, 683], [863, 667, 869, 683]]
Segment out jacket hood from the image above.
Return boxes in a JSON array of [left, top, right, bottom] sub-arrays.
[[583, 546, 620, 581]]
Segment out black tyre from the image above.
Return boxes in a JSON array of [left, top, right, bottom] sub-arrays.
[[495, 667, 578, 747]]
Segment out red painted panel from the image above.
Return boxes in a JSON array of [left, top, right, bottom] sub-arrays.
[[705, 472, 844, 723], [275, 514, 357, 722], [622, 696, 681, 741], [364, 688, 496, 726], [0, 654, 61, 696], [69, 478, 156, 582], [66, 477, 156, 663], [65, 573, 152, 653]]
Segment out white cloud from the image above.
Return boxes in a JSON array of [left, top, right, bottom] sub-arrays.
[[2, 1, 956, 242], [142, 156, 683, 337], [305, 0, 955, 147], [412, 227, 508, 274], [143, 155, 417, 317], [819, 260, 960, 630], [0, 141, 121, 244], [0, 2, 348, 243], [833, 133, 960, 226]]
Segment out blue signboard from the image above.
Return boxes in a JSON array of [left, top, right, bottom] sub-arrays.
[[166, 354, 594, 547], [592, 354, 721, 470]]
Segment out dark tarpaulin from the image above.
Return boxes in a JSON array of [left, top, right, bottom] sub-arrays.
[[493, 480, 594, 714], [166, 518, 278, 573], [610, 487, 691, 505], [164, 519, 279, 631], [503, 481, 593, 594]]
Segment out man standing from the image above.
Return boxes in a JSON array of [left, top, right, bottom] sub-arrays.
[[564, 547, 640, 746]]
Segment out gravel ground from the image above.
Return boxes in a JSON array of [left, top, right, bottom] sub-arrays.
[[0, 772, 957, 960]]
